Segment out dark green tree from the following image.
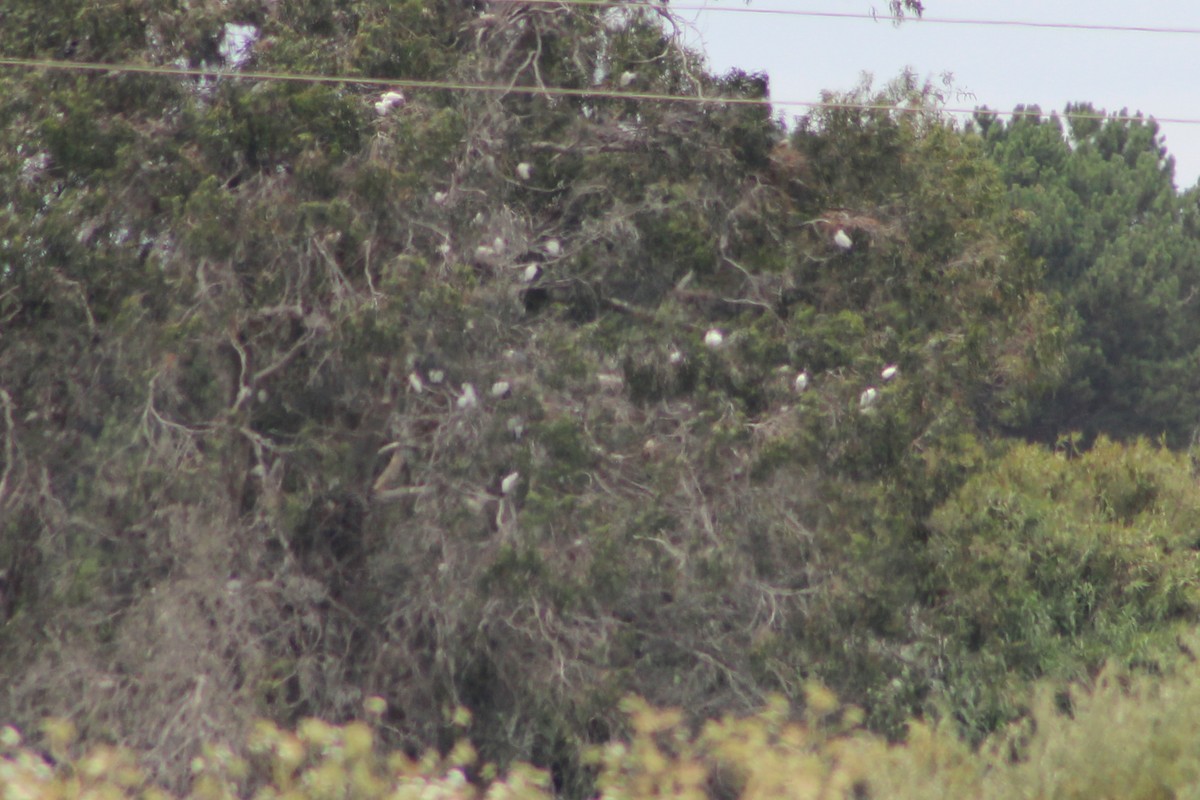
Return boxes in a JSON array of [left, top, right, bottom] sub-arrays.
[[978, 104, 1200, 446], [0, 2, 812, 793]]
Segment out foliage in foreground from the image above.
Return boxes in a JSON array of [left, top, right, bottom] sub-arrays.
[[8, 661, 1200, 800], [924, 436, 1200, 739]]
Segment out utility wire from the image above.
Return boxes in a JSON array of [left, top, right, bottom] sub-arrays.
[[496, 0, 1200, 37], [0, 55, 1193, 127], [0, 55, 769, 104]]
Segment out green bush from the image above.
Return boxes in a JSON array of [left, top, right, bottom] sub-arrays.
[[927, 437, 1200, 738], [12, 665, 1200, 799]]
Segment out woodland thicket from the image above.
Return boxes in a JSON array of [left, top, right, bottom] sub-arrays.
[[3, 1, 1200, 797]]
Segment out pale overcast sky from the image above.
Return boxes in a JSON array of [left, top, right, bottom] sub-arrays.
[[683, 0, 1200, 189]]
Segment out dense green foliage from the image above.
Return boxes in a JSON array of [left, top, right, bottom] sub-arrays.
[[978, 104, 1200, 446], [2, 1, 1200, 797], [928, 438, 1200, 735]]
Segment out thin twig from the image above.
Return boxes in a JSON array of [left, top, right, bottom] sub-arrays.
[[0, 389, 14, 505]]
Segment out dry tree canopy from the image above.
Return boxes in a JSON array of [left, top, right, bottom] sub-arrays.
[[1, 1, 1198, 798]]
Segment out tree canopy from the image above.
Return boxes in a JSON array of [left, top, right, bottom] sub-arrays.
[[978, 104, 1200, 446], [1, 2, 1199, 797]]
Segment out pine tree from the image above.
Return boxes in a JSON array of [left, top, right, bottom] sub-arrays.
[[979, 104, 1200, 446]]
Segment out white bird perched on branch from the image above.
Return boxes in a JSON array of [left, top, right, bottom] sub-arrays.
[[859, 387, 878, 411], [456, 383, 478, 409], [881, 364, 899, 382], [516, 162, 533, 181], [374, 90, 406, 115], [704, 329, 724, 348], [794, 371, 810, 393], [833, 228, 853, 251], [500, 471, 520, 496]]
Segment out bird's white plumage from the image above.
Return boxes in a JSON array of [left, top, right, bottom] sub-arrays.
[[374, 90, 406, 115], [833, 229, 853, 250], [457, 383, 478, 409], [794, 371, 810, 393], [500, 471, 520, 495], [881, 364, 898, 382], [516, 162, 533, 181], [704, 329, 724, 348], [859, 387, 878, 410]]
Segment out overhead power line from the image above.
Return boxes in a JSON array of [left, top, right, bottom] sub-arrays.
[[0, 55, 1194, 127], [495, 0, 1200, 36], [0, 55, 772, 103]]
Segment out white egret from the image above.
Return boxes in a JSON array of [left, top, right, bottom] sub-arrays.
[[490, 380, 511, 398], [500, 471, 520, 496], [457, 383, 478, 409], [794, 371, 810, 393], [596, 373, 624, 392], [881, 364, 899, 382], [619, 71, 637, 87], [521, 264, 542, 283], [833, 229, 853, 250], [704, 329, 724, 348], [374, 90, 406, 115], [544, 239, 562, 257], [516, 162, 533, 181], [860, 387, 878, 411]]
